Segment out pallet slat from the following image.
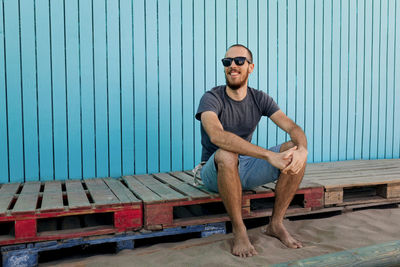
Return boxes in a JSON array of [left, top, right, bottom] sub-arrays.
[[103, 178, 141, 204], [41, 181, 64, 212], [123, 176, 163, 202], [84, 179, 120, 207], [12, 182, 41, 214], [65, 180, 91, 210], [134, 175, 187, 201]]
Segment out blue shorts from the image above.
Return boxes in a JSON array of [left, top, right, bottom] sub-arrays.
[[200, 145, 282, 192]]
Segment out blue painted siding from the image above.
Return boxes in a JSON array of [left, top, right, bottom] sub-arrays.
[[0, 0, 399, 182]]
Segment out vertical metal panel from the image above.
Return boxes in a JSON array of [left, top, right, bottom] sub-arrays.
[[0, 0, 399, 182]]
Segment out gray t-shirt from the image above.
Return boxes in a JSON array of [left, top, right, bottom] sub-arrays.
[[195, 85, 280, 162]]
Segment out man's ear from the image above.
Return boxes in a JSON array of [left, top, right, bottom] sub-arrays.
[[248, 63, 255, 74]]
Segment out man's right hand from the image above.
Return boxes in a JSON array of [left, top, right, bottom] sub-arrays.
[[267, 146, 297, 170]]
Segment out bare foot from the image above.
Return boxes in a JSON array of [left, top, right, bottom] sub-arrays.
[[231, 228, 258, 258], [262, 223, 303, 248]]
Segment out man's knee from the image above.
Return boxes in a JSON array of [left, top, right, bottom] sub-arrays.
[[214, 149, 238, 170]]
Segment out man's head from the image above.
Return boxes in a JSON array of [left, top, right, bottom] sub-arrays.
[[223, 44, 254, 90]]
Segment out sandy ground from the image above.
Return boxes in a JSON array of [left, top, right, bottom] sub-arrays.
[[42, 206, 400, 266]]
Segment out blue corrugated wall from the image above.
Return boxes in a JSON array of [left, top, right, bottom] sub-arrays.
[[0, 0, 399, 183]]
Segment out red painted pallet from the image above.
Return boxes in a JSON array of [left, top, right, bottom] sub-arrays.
[[123, 172, 324, 230], [0, 178, 142, 246]]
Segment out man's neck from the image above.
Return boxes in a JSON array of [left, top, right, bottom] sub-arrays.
[[226, 84, 248, 101]]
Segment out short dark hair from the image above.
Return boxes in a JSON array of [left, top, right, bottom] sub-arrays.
[[227, 44, 253, 63]]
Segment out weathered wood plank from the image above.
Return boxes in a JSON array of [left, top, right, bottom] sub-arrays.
[[103, 178, 141, 204], [170, 172, 219, 196], [0, 183, 20, 196], [134, 175, 187, 201], [12, 182, 41, 214], [41, 181, 64, 211], [65, 180, 91, 210], [0, 195, 15, 215], [153, 173, 211, 199], [84, 179, 120, 207], [123, 176, 162, 202]]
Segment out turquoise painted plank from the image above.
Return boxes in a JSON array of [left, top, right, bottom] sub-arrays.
[[277, 0, 287, 145], [20, 0, 39, 181], [120, 0, 134, 176], [237, 0, 247, 45], [226, 0, 237, 45], [93, 0, 109, 177], [215, 0, 226, 85], [378, 0, 388, 159], [36, 0, 54, 181], [347, 0, 357, 160], [65, 0, 82, 179], [304, 0, 314, 162], [133, 0, 146, 174], [369, 0, 381, 159], [182, 0, 194, 170], [107, 0, 122, 177], [4, 0, 24, 182], [313, 0, 323, 162], [146, 0, 159, 173], [205, 0, 216, 89], [286, 0, 296, 128], [330, 0, 340, 161], [158, 0, 171, 172], [193, 0, 204, 165], [79, 0, 96, 178], [267, 0, 278, 148], [362, 0, 373, 159], [0, 0, 8, 183], [386, 0, 396, 158], [394, 0, 400, 158], [296, 0, 305, 135], [248, 0, 259, 145], [170, 0, 183, 171], [51, 0, 68, 179], [322, 0, 332, 162], [257, 0, 268, 149], [338, 0, 350, 161]]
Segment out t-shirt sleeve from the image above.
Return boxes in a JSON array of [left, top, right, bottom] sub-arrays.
[[259, 92, 280, 117], [195, 92, 221, 121]]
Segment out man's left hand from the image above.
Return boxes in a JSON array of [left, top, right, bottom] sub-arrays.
[[281, 147, 307, 175]]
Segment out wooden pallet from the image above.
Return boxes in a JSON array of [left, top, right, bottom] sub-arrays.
[[304, 159, 400, 206], [123, 172, 324, 230], [0, 178, 142, 246]]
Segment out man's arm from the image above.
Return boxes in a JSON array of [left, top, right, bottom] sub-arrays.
[[201, 111, 295, 170], [270, 110, 308, 174]]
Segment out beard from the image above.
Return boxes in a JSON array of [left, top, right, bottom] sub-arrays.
[[225, 70, 249, 90]]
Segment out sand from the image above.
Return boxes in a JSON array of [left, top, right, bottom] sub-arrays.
[[42, 206, 400, 266]]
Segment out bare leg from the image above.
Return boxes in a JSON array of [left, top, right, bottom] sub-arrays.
[[215, 149, 258, 258], [263, 141, 305, 248]]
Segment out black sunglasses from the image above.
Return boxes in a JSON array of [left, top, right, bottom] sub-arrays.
[[221, 57, 252, 67]]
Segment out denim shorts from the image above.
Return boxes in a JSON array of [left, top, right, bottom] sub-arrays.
[[200, 145, 282, 192]]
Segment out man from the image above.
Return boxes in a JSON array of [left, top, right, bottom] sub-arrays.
[[195, 44, 308, 258]]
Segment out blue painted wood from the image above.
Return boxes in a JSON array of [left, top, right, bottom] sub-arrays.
[[36, 0, 54, 181], [133, 0, 147, 174], [107, 0, 122, 177], [0, 0, 399, 181], [93, 0, 109, 177], [170, 0, 183, 171], [65, 0, 82, 179], [4, 0, 24, 182], [51, 0, 68, 180], [79, 0, 96, 179], [120, 0, 134, 176], [158, 0, 171, 172], [0, 0, 9, 183], [20, 0, 39, 181]]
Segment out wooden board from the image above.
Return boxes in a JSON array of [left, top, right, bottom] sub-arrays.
[[84, 179, 120, 207], [103, 178, 141, 204], [134, 175, 187, 201], [41, 181, 64, 212], [12, 182, 41, 214], [153, 173, 211, 199], [65, 180, 91, 210], [123, 176, 163, 202]]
